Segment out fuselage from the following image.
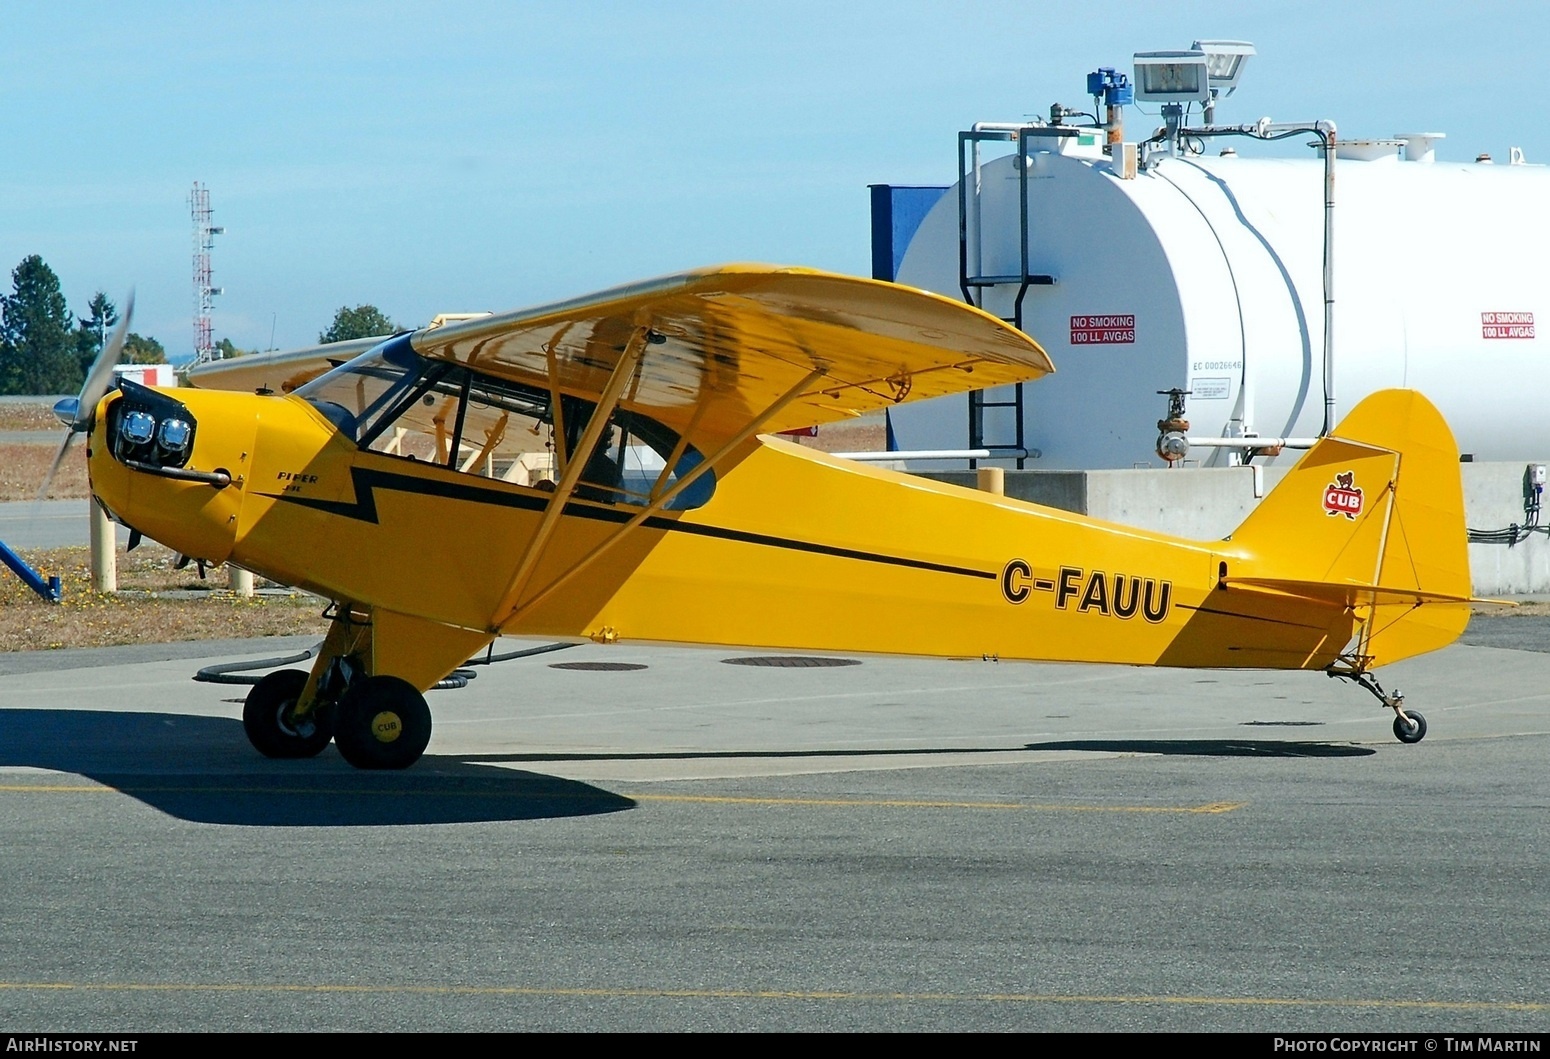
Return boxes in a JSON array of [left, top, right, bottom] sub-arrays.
[[87, 374, 1365, 680]]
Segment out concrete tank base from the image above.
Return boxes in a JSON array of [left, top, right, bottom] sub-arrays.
[[916, 462, 1550, 596]]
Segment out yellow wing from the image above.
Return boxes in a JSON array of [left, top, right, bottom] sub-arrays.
[[409, 264, 1053, 444], [186, 337, 385, 394]]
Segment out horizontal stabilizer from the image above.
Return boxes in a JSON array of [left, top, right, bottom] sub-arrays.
[[1223, 577, 1511, 609]]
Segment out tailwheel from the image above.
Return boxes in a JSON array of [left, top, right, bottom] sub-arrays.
[[1393, 710, 1427, 744], [243, 669, 333, 758], [333, 675, 432, 770], [1327, 661, 1428, 745]]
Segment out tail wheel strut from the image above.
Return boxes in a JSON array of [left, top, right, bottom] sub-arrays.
[[1327, 664, 1427, 744]]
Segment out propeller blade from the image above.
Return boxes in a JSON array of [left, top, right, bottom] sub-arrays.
[[74, 291, 134, 429], [33, 431, 78, 504], [34, 291, 133, 505]]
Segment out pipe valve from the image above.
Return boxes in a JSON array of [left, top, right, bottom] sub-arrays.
[[1155, 388, 1191, 464]]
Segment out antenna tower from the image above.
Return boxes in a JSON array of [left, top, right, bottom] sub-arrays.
[[189, 182, 224, 363]]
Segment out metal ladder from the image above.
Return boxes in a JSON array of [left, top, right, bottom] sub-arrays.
[[957, 125, 1073, 468]]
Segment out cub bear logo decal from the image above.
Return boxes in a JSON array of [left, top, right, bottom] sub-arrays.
[[1323, 471, 1363, 519]]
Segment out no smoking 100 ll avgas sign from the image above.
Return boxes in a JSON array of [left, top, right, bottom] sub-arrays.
[[1070, 315, 1135, 344], [1481, 311, 1535, 339]]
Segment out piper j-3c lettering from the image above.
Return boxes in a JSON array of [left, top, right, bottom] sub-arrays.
[[53, 265, 1482, 769]]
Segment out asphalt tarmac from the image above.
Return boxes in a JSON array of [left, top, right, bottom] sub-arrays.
[[0, 620, 1547, 1033], [0, 500, 129, 551]]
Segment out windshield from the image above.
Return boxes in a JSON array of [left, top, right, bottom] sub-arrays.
[[293, 334, 429, 443], [293, 335, 714, 510]]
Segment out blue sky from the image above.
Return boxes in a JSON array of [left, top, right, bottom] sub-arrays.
[[2, 2, 1545, 356]]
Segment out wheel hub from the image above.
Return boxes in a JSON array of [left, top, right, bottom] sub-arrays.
[[276, 703, 318, 740], [370, 711, 403, 743]]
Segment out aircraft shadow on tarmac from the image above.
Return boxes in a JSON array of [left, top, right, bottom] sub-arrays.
[[0, 709, 634, 826], [1022, 738, 1375, 758], [462, 736, 1375, 765]]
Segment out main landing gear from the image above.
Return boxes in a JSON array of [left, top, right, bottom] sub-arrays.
[[241, 666, 433, 770], [1327, 664, 1427, 744]]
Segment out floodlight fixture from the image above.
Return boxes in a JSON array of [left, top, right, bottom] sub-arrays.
[[1132, 51, 1210, 105], [1192, 40, 1256, 98]]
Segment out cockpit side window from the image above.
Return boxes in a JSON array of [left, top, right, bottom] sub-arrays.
[[298, 344, 714, 510], [487, 381, 715, 511]]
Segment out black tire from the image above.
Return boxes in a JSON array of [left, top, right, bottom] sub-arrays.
[[333, 675, 432, 770], [242, 668, 333, 759], [1393, 710, 1427, 744]]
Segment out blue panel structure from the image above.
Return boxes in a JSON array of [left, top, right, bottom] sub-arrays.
[[871, 185, 950, 451], [869, 185, 949, 281]]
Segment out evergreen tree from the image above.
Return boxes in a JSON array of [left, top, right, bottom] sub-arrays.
[[124, 333, 167, 364], [320, 304, 399, 344], [76, 291, 118, 375], [0, 255, 82, 395]]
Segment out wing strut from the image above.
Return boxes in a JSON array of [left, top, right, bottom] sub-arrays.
[[490, 328, 649, 623], [492, 365, 828, 631]]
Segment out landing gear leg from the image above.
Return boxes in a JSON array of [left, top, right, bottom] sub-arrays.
[[1327, 664, 1427, 744]]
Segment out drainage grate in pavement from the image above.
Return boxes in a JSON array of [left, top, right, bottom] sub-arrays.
[[549, 662, 649, 672], [720, 656, 861, 668]]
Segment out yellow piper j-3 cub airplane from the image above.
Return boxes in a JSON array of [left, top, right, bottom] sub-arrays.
[[53, 265, 1476, 769]]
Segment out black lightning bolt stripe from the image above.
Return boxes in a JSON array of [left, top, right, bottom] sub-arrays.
[[260, 465, 997, 581]]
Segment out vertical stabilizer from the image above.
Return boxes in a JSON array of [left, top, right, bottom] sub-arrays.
[[1225, 390, 1471, 665]]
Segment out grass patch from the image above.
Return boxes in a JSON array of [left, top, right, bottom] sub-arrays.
[[0, 542, 329, 652], [0, 403, 62, 432], [0, 442, 89, 501]]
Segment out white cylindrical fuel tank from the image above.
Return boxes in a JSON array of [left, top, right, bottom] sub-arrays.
[[890, 136, 1550, 469]]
